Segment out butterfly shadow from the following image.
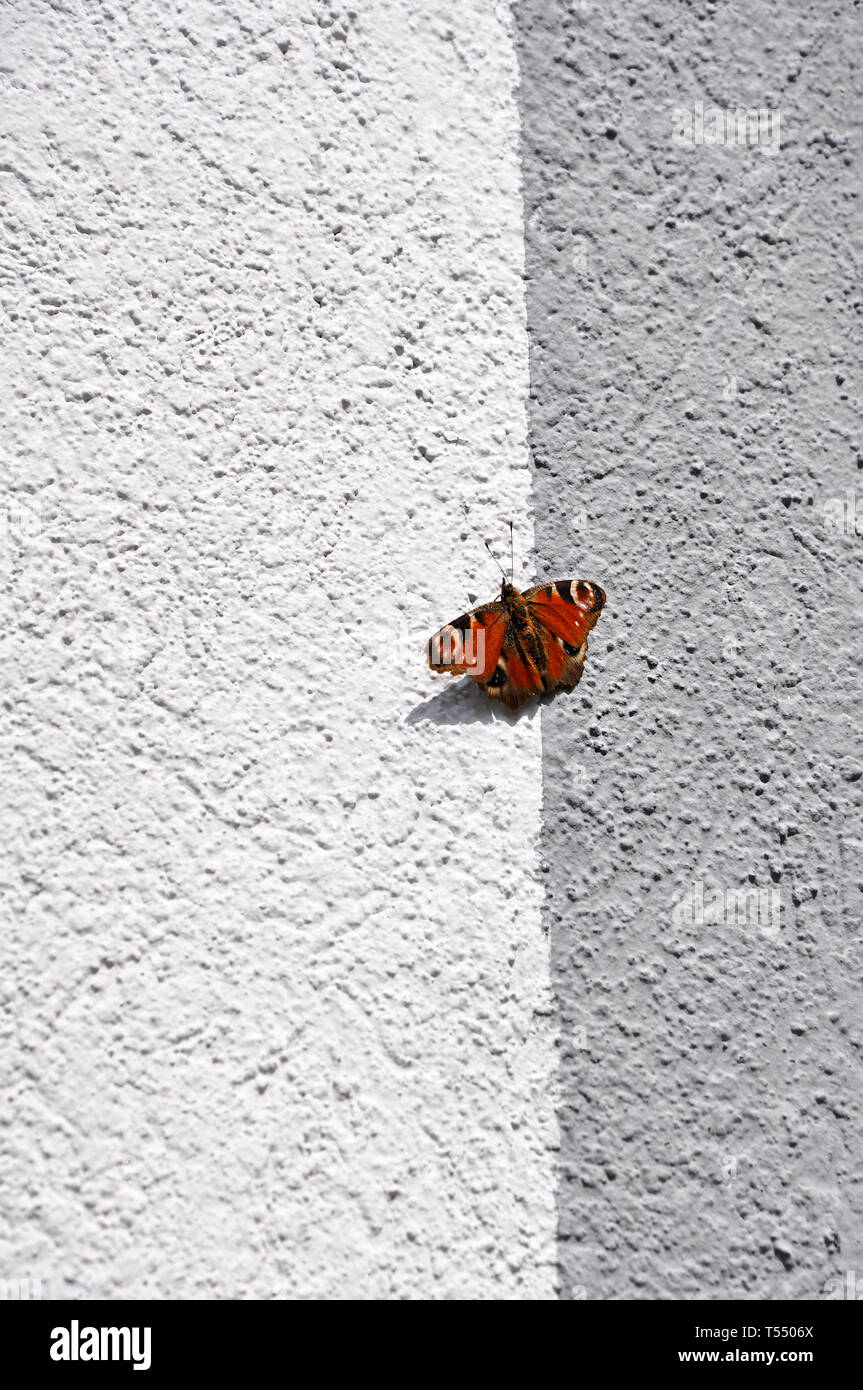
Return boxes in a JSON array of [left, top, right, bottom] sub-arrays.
[[406, 678, 541, 727]]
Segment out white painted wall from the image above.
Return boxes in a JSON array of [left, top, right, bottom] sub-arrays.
[[0, 1, 555, 1299]]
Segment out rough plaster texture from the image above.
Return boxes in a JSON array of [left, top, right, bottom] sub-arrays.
[[517, 0, 862, 1298], [1, 2, 556, 1298], [2, 0, 860, 1306]]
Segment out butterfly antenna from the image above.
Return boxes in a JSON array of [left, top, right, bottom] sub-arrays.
[[509, 519, 514, 581], [484, 538, 507, 580]]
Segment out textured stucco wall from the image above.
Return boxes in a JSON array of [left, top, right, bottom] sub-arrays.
[[2, 0, 859, 1305], [517, 0, 862, 1299], [1, 1, 555, 1299]]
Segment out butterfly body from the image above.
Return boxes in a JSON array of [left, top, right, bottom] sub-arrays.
[[427, 576, 606, 711]]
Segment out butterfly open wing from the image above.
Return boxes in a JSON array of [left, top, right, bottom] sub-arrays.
[[523, 578, 606, 698], [427, 603, 507, 680]]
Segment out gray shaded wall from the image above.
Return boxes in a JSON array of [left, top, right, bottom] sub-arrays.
[[516, 0, 862, 1298]]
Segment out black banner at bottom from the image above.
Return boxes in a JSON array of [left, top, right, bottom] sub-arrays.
[[3, 1299, 857, 1376]]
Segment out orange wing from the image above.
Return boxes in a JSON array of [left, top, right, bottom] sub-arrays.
[[523, 579, 606, 696], [427, 603, 507, 681], [480, 632, 547, 710]]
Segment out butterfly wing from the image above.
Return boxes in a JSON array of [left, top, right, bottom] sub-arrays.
[[427, 601, 507, 682], [478, 629, 547, 710], [523, 578, 606, 695]]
